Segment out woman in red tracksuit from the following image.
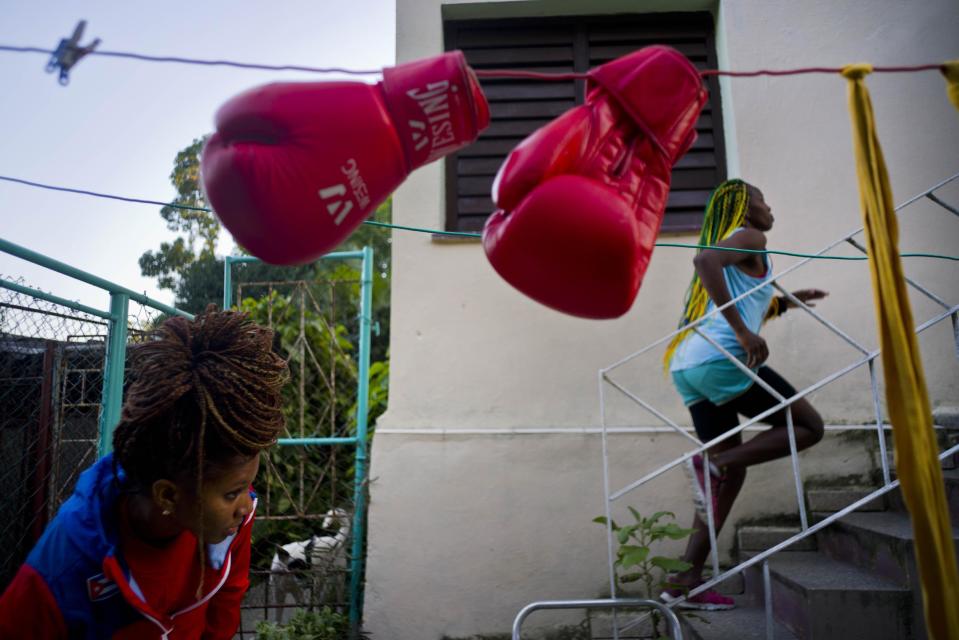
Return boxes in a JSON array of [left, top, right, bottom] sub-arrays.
[[0, 308, 289, 638]]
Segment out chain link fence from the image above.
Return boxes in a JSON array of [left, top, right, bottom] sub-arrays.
[[225, 257, 375, 637], [0, 278, 169, 588], [0, 244, 376, 638]]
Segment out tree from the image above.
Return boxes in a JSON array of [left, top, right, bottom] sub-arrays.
[[143, 137, 393, 583], [139, 135, 317, 314], [139, 136, 220, 302], [141, 136, 392, 339]]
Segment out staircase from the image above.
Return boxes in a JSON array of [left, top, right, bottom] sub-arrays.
[[514, 174, 959, 640], [580, 174, 959, 640], [682, 423, 959, 640]]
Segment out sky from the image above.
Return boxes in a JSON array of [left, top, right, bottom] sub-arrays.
[[0, 0, 395, 313]]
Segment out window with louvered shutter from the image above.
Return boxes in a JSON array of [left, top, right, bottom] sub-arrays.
[[443, 12, 726, 233]]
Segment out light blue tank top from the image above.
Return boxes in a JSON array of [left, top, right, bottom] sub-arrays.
[[670, 230, 774, 371]]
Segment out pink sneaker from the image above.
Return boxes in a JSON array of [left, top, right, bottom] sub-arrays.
[[685, 454, 723, 523], [660, 584, 735, 611]]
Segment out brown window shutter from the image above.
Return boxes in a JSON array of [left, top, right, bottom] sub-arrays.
[[443, 13, 726, 234]]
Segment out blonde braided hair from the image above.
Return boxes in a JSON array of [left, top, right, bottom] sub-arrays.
[[662, 179, 753, 372]]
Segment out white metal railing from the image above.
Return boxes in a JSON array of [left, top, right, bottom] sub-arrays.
[[593, 172, 959, 639], [511, 599, 682, 640]]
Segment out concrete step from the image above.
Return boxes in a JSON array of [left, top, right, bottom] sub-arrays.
[[804, 486, 885, 513], [681, 605, 798, 640], [934, 418, 959, 469], [885, 448, 957, 473], [614, 570, 744, 600], [586, 610, 659, 640], [587, 575, 746, 638], [740, 551, 912, 640], [700, 570, 744, 596], [587, 607, 697, 639], [886, 467, 959, 521], [815, 510, 959, 639], [816, 510, 959, 588], [737, 526, 815, 553], [883, 418, 959, 473], [933, 406, 959, 429], [946, 468, 959, 520], [942, 448, 958, 470]]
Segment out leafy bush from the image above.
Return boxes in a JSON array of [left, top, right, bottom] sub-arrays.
[[594, 508, 693, 593], [255, 608, 356, 640], [594, 508, 694, 637], [237, 290, 388, 582]]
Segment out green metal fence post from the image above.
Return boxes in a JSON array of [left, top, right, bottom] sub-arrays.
[[98, 292, 129, 458], [223, 256, 234, 309], [0, 237, 190, 320], [349, 245, 373, 633], [219, 248, 373, 631]]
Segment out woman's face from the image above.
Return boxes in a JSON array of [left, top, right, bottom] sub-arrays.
[[175, 453, 260, 544], [746, 186, 775, 231]]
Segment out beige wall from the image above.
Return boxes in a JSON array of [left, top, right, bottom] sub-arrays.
[[367, 1, 959, 637]]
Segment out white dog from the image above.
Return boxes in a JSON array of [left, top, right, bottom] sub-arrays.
[[268, 508, 351, 621]]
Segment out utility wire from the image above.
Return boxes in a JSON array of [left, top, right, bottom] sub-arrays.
[[0, 174, 210, 211], [2, 174, 957, 262], [0, 43, 949, 79], [0, 45, 382, 75]]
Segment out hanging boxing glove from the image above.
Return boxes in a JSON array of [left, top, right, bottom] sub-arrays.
[[202, 51, 489, 264], [483, 45, 706, 319]]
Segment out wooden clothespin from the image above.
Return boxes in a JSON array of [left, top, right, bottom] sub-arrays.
[[46, 20, 100, 85]]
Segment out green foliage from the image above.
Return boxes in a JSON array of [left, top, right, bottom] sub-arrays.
[[255, 608, 362, 640], [594, 508, 692, 590], [238, 289, 388, 576], [239, 290, 362, 437], [594, 508, 693, 637], [160, 136, 219, 255], [138, 237, 195, 291], [140, 137, 393, 342], [142, 138, 393, 612], [139, 136, 221, 299], [362, 359, 389, 429]]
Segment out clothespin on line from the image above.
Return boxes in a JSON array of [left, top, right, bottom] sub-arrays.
[[46, 20, 100, 85]]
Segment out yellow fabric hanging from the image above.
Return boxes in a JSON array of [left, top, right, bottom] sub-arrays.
[[841, 62, 959, 639], [943, 60, 959, 111]]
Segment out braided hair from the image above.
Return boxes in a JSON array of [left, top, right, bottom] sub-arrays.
[[112, 307, 288, 593], [662, 179, 754, 371]]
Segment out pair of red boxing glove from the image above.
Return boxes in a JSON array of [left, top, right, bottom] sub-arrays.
[[201, 47, 706, 319]]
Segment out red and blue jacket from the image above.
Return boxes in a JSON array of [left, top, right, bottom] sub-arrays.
[[0, 454, 254, 639]]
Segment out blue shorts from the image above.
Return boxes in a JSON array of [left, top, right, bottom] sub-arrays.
[[671, 358, 757, 406]]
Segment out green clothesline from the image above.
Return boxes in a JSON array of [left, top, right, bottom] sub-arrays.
[[1, 174, 956, 262], [362, 220, 957, 261]]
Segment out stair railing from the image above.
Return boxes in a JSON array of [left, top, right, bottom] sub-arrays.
[[511, 598, 682, 640], [593, 171, 959, 639]]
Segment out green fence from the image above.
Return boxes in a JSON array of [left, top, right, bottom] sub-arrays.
[[0, 238, 374, 638], [224, 249, 373, 637], [0, 237, 192, 588]]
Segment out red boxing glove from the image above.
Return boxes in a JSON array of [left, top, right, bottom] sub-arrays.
[[483, 46, 706, 319], [202, 51, 489, 264]]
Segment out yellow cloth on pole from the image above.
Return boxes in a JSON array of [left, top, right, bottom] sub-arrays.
[[841, 62, 959, 639], [943, 60, 959, 111]]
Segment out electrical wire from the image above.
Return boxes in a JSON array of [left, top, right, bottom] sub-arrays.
[[699, 62, 946, 78], [0, 41, 954, 260], [0, 45, 382, 75], [0, 174, 210, 211], [0, 43, 948, 80], [2, 174, 956, 262]]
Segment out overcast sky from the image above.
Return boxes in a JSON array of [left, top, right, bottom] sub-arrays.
[[0, 0, 395, 313]]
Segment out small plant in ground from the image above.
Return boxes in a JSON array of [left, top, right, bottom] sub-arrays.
[[594, 507, 694, 638], [255, 607, 367, 640]]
